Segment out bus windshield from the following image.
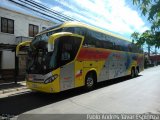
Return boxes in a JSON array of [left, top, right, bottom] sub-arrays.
[[26, 34, 59, 74], [26, 28, 65, 74], [26, 31, 82, 75], [32, 28, 62, 45]]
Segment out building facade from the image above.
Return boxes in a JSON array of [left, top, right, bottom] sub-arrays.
[[0, 7, 55, 80]]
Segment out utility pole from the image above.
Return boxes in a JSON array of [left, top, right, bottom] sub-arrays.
[[148, 45, 150, 57], [14, 50, 19, 84], [155, 46, 157, 66], [155, 46, 157, 55]]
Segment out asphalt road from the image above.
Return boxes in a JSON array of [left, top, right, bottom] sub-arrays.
[[0, 66, 160, 119]]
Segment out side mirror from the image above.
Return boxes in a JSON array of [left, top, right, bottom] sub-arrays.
[[16, 41, 31, 57], [48, 43, 54, 52]]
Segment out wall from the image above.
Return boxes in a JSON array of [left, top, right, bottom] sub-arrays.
[[1, 51, 15, 69], [0, 7, 55, 44], [0, 7, 55, 71]]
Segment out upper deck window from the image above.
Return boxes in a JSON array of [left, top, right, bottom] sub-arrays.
[[29, 24, 39, 37], [1, 17, 14, 34]]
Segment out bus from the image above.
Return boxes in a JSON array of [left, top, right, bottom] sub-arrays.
[[16, 21, 144, 93]]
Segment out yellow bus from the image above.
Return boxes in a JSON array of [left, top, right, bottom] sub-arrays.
[[16, 21, 144, 93]]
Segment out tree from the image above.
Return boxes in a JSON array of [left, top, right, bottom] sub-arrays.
[[141, 30, 155, 56], [132, 0, 160, 48], [133, 0, 160, 21], [141, 30, 155, 46], [131, 30, 156, 56], [131, 32, 140, 44], [154, 31, 160, 48]]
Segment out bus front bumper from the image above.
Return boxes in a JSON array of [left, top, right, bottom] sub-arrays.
[[26, 80, 60, 93]]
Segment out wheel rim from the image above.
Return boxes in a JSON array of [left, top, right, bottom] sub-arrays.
[[86, 77, 94, 87]]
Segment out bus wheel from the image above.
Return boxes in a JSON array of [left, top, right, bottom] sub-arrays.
[[85, 72, 96, 90], [135, 68, 139, 77], [131, 68, 135, 78]]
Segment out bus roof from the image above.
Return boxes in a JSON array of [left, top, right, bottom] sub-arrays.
[[38, 21, 131, 42]]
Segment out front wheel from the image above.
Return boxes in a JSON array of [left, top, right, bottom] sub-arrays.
[[85, 73, 96, 90]]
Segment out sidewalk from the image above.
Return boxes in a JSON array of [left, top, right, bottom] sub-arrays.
[[0, 81, 30, 98]]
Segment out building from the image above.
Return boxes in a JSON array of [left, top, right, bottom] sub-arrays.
[[0, 7, 55, 80], [149, 55, 160, 65]]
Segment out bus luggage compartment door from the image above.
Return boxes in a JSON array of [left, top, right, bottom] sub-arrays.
[[60, 62, 75, 91]]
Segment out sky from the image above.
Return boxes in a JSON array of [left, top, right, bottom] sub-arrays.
[[38, 0, 150, 40], [0, 0, 150, 40]]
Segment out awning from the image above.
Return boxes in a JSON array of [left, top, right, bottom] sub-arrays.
[[0, 43, 16, 51], [0, 43, 28, 51]]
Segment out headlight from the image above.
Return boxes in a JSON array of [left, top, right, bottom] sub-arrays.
[[44, 74, 58, 84]]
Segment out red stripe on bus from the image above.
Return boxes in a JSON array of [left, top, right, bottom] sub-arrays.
[[77, 47, 111, 61]]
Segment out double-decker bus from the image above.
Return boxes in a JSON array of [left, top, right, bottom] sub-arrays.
[[16, 21, 144, 93]]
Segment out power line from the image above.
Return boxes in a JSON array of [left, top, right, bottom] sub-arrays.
[[7, 0, 78, 22], [19, 0, 68, 21], [8, 0, 63, 22], [25, 0, 78, 21], [18, 0, 76, 21]]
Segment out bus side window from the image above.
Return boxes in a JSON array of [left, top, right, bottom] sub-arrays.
[[61, 46, 71, 61], [128, 44, 132, 52], [58, 36, 82, 66]]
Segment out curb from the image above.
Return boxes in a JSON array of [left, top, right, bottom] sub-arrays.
[[0, 86, 28, 95]]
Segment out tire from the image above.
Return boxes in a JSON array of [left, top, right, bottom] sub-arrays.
[[131, 68, 135, 78], [85, 72, 96, 90], [135, 68, 138, 77]]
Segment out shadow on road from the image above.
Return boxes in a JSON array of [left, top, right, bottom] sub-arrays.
[[0, 75, 141, 115]]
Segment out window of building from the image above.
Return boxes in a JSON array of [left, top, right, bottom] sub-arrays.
[[1, 17, 14, 34], [29, 24, 39, 37]]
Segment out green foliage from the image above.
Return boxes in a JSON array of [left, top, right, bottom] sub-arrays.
[[131, 32, 140, 43], [133, 0, 160, 20], [141, 30, 155, 46], [151, 20, 160, 31], [154, 31, 160, 48], [131, 30, 156, 48], [132, 0, 160, 48]]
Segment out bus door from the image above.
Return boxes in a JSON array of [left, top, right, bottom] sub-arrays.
[[57, 34, 83, 91]]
